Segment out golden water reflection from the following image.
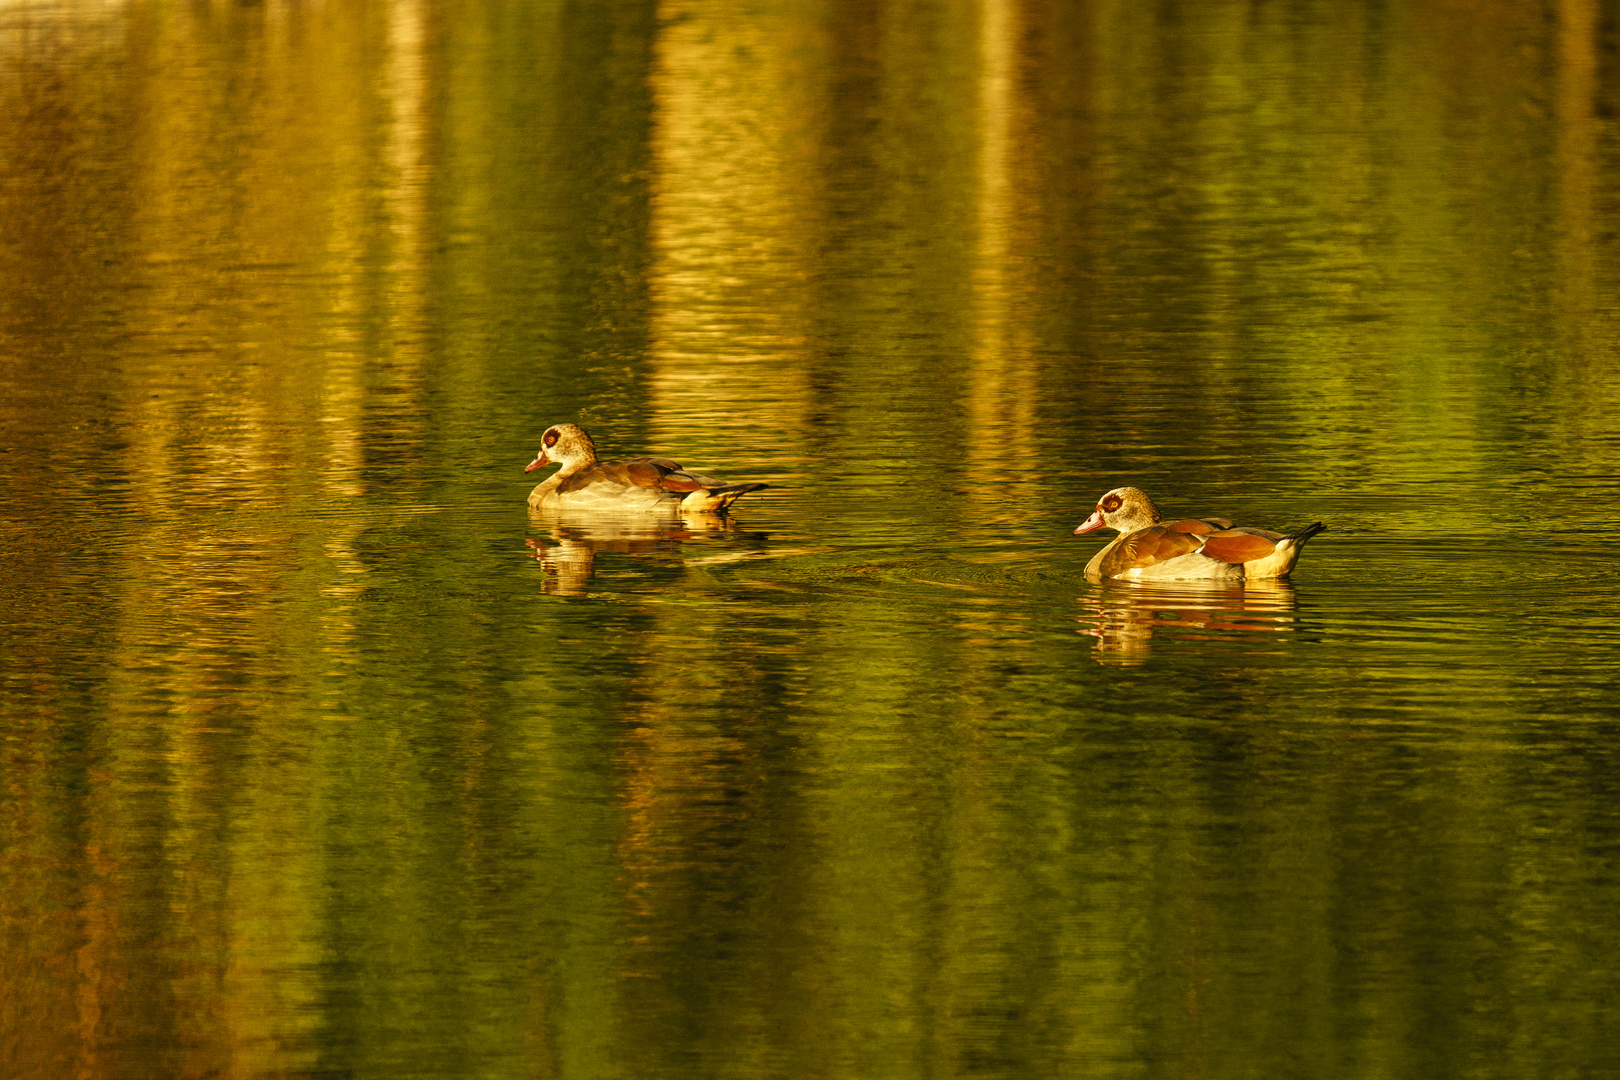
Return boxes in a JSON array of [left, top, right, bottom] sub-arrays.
[[1079, 579, 1301, 665], [6, 0, 1620, 1077]]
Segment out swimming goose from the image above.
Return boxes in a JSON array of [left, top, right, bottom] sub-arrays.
[[525, 423, 768, 513], [1074, 486, 1324, 581]]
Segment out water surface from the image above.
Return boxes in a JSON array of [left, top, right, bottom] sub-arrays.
[[3, 1, 1619, 1078]]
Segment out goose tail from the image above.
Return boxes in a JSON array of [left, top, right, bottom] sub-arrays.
[[1285, 521, 1326, 547], [681, 482, 770, 513]]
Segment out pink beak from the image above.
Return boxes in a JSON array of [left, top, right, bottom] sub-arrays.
[[1074, 508, 1105, 535], [524, 450, 551, 473]]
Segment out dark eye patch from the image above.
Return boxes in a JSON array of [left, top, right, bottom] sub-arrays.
[[1102, 494, 1123, 513], [543, 429, 559, 448]]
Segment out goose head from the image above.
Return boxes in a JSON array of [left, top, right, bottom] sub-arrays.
[[525, 423, 597, 475], [1074, 487, 1162, 536]]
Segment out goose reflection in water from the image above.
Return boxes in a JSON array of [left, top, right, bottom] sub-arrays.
[[1078, 578, 1301, 665], [525, 512, 765, 597]]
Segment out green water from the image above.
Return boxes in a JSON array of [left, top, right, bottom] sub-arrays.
[[4, 1, 1619, 1077]]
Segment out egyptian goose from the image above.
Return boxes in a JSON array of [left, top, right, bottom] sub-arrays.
[[525, 423, 769, 513], [1074, 487, 1325, 581]]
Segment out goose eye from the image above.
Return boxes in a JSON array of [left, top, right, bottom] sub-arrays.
[[543, 429, 559, 449], [1102, 494, 1123, 513]]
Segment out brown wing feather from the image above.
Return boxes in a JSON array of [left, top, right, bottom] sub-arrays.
[[673, 470, 729, 488], [621, 459, 671, 489], [553, 456, 757, 502], [1165, 517, 1235, 534], [1199, 530, 1280, 564], [657, 470, 706, 494], [558, 459, 675, 494], [1100, 526, 1205, 576]]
